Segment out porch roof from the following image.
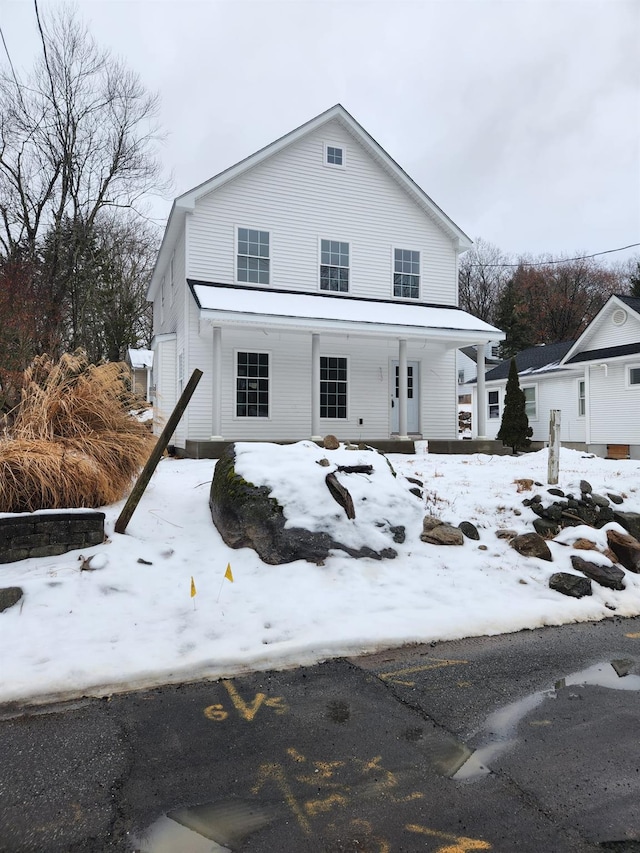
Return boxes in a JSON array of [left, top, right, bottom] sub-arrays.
[[189, 281, 503, 346]]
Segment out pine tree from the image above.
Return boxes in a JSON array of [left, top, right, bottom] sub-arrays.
[[629, 261, 640, 298], [497, 359, 533, 454]]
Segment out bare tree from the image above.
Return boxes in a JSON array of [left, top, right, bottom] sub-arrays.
[[0, 4, 168, 356], [458, 237, 511, 323]]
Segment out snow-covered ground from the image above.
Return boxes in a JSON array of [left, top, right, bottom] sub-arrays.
[[2, 444, 639, 706]]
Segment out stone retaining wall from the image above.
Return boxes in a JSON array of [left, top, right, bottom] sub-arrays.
[[0, 512, 105, 564]]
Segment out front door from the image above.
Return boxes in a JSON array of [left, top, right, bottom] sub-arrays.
[[390, 360, 420, 434]]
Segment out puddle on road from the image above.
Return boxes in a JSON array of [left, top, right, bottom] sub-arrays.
[[453, 658, 640, 782], [131, 801, 274, 852]]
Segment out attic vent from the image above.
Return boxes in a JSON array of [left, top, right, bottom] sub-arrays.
[[612, 308, 627, 326]]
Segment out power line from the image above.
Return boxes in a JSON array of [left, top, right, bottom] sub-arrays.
[[470, 242, 640, 268]]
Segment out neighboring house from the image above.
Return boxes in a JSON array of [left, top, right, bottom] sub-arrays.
[[126, 348, 153, 401], [471, 295, 640, 459], [456, 342, 501, 437], [147, 104, 503, 457]]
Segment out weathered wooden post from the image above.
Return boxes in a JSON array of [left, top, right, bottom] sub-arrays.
[[547, 409, 561, 485], [115, 369, 203, 534]]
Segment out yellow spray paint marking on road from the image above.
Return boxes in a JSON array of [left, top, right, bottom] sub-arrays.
[[203, 681, 289, 722], [379, 659, 469, 687], [406, 823, 491, 851]]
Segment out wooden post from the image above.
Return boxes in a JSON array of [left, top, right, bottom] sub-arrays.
[[115, 369, 203, 534], [547, 409, 561, 485]]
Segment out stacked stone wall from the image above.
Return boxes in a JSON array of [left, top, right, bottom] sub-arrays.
[[0, 512, 105, 564]]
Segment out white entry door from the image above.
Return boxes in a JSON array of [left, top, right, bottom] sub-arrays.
[[390, 360, 420, 434]]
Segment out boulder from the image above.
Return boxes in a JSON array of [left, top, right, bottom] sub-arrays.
[[422, 514, 443, 533], [210, 444, 397, 564], [606, 529, 640, 573], [570, 555, 625, 590], [421, 523, 464, 546], [510, 532, 553, 562], [549, 572, 592, 598], [533, 518, 560, 538], [495, 529, 518, 540], [323, 434, 340, 450], [580, 479, 593, 495]]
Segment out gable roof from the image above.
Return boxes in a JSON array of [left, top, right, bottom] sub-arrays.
[[565, 341, 640, 365], [148, 105, 472, 299], [561, 294, 640, 365], [482, 341, 575, 382]]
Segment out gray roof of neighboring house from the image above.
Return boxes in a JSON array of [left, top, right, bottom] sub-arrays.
[[566, 341, 640, 364], [617, 294, 640, 314], [482, 341, 575, 382]]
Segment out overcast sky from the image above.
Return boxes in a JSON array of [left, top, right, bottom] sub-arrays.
[[2, 0, 639, 262]]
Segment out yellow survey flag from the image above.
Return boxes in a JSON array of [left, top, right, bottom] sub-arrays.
[[190, 576, 197, 597], [224, 563, 234, 583]]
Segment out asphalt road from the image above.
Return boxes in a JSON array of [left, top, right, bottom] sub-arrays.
[[2, 616, 640, 853]]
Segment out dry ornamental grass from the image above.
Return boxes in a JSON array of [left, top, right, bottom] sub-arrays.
[[0, 352, 155, 512]]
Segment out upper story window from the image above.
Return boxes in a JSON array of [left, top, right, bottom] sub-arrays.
[[393, 249, 420, 299], [325, 144, 344, 167], [237, 228, 270, 285], [523, 386, 537, 419], [628, 365, 640, 386], [320, 240, 349, 292]]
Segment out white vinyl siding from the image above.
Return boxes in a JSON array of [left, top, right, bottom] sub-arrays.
[[187, 119, 457, 305], [573, 303, 640, 353], [589, 361, 640, 445]]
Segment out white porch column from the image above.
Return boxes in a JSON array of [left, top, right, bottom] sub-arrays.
[[584, 366, 591, 446], [211, 326, 223, 440], [398, 338, 408, 440], [311, 333, 321, 440], [476, 341, 486, 439]]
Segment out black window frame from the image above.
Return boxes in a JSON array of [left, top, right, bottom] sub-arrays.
[[320, 356, 347, 419], [237, 228, 270, 285], [320, 239, 349, 293], [236, 351, 269, 418], [393, 248, 420, 299]]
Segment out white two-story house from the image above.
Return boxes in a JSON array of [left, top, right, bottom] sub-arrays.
[[147, 105, 503, 457]]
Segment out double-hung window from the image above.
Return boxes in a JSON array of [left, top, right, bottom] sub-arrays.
[[488, 389, 500, 419], [393, 249, 420, 299], [237, 228, 270, 285], [320, 356, 347, 419], [236, 352, 269, 418], [320, 240, 349, 292], [578, 380, 586, 416], [523, 386, 537, 419]]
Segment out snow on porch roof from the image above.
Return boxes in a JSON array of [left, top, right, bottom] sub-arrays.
[[189, 281, 504, 343]]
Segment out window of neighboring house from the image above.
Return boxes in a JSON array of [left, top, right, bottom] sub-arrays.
[[320, 240, 349, 292], [628, 365, 640, 386], [490, 344, 500, 358], [160, 276, 165, 324], [578, 379, 586, 416], [488, 389, 500, 419], [523, 386, 537, 419], [236, 352, 269, 417], [458, 369, 465, 385], [325, 145, 344, 167], [320, 356, 347, 418], [459, 393, 472, 405], [177, 351, 184, 395], [393, 249, 420, 299], [237, 228, 270, 285], [170, 255, 175, 306]]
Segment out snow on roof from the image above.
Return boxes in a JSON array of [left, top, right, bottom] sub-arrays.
[[189, 282, 503, 340], [127, 348, 153, 369]]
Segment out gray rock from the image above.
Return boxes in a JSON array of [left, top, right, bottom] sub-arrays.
[[590, 493, 610, 508], [570, 555, 625, 590], [458, 521, 480, 541], [421, 523, 464, 546], [607, 493, 624, 505], [606, 529, 640, 573], [510, 532, 553, 562], [580, 480, 593, 495], [549, 573, 592, 598], [0, 587, 23, 613], [613, 511, 640, 541], [323, 434, 340, 450], [533, 518, 560, 538], [548, 488, 565, 497]]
